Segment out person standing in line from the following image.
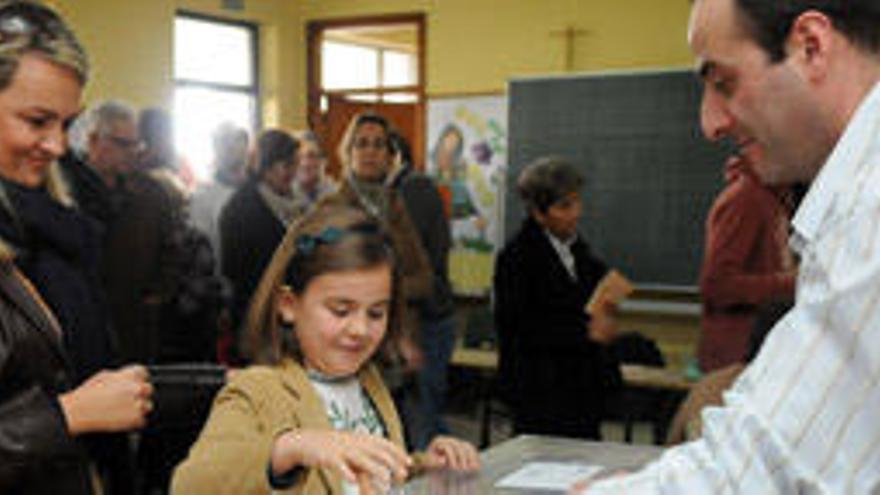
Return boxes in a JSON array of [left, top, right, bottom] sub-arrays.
[[291, 130, 335, 209], [73, 100, 179, 366], [190, 123, 249, 268], [698, 152, 796, 372], [220, 129, 300, 362], [321, 113, 434, 445], [389, 131, 457, 449], [0, 3, 153, 494]]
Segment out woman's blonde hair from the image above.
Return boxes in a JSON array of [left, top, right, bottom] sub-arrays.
[[0, 1, 89, 89], [0, 2, 85, 225], [244, 200, 403, 365]]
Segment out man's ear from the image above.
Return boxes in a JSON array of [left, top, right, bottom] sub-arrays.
[[531, 207, 548, 229], [786, 10, 835, 82], [276, 285, 297, 324], [87, 131, 99, 152]]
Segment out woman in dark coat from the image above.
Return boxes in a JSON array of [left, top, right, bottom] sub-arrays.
[[0, 3, 152, 493], [220, 129, 300, 361], [494, 157, 621, 440]]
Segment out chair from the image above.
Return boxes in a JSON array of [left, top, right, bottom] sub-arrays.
[[602, 332, 683, 444], [137, 363, 226, 494]]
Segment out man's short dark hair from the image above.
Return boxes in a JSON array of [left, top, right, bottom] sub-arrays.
[[256, 129, 298, 176], [735, 0, 880, 62], [517, 156, 584, 214]]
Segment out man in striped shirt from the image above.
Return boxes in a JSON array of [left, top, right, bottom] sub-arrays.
[[575, 0, 880, 493]]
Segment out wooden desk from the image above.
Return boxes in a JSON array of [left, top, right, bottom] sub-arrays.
[[450, 346, 694, 446], [620, 364, 693, 392], [451, 346, 694, 392], [453, 292, 701, 373], [404, 435, 663, 493], [450, 345, 497, 370]]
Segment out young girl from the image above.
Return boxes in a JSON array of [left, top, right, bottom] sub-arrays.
[[171, 202, 479, 494]]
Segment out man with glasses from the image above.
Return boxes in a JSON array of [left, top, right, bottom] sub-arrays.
[[68, 100, 178, 366], [573, 0, 880, 493], [87, 104, 142, 188]]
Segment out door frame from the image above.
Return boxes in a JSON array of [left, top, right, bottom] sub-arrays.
[[306, 13, 426, 173]]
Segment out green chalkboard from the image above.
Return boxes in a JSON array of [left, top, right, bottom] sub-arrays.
[[507, 69, 729, 287]]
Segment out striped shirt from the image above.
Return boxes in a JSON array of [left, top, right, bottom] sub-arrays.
[[581, 82, 880, 494]]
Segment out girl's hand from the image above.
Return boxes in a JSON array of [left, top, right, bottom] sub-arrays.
[[423, 436, 481, 472], [271, 430, 412, 485]]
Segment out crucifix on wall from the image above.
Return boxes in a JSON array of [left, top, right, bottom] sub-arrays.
[[550, 25, 590, 72]]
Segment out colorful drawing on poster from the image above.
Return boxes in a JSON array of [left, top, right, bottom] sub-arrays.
[[427, 95, 507, 296]]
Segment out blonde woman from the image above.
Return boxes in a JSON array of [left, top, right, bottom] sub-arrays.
[[0, 3, 152, 494]]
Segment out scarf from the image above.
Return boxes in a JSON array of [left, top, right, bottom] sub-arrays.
[[0, 178, 116, 380], [347, 174, 392, 219], [257, 182, 300, 226]]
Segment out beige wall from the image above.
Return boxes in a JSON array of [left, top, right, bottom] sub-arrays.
[[50, 0, 300, 128], [51, 0, 175, 108], [176, 0, 301, 128], [298, 1, 693, 91], [49, 1, 694, 129]]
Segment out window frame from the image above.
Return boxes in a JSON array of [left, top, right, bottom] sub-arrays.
[[174, 10, 261, 130]]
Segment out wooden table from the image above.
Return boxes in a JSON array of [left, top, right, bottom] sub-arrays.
[[619, 364, 693, 392], [450, 346, 695, 446], [404, 435, 663, 493], [451, 346, 694, 392]]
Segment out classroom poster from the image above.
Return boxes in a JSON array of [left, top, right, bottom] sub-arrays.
[[427, 95, 507, 296]]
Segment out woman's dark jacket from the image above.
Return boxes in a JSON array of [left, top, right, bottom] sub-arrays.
[[493, 217, 619, 434], [219, 180, 286, 352], [0, 259, 93, 494], [0, 178, 117, 383]]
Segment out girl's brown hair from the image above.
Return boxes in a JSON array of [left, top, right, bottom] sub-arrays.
[[244, 200, 402, 365]]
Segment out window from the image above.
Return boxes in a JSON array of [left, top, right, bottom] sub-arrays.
[[321, 41, 379, 90], [174, 13, 258, 182], [316, 22, 420, 109], [320, 40, 416, 93]]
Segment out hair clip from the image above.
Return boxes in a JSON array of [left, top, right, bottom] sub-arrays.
[[294, 223, 383, 257], [295, 226, 342, 256]]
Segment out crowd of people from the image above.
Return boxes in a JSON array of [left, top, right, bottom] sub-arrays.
[[2, 0, 880, 494], [0, 0, 476, 492]]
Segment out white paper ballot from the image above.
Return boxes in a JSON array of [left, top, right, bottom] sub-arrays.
[[494, 461, 604, 491]]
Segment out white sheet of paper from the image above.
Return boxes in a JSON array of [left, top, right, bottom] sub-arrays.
[[494, 461, 604, 491]]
